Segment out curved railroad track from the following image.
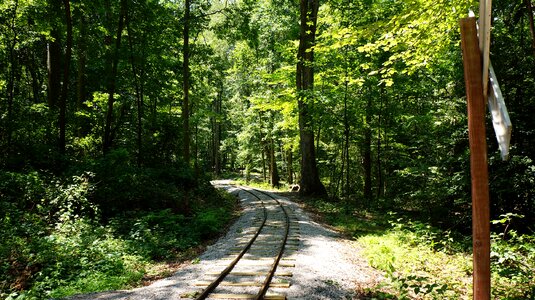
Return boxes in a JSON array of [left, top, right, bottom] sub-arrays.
[[193, 186, 300, 300]]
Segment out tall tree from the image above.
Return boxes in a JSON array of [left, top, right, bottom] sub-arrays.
[[5, 0, 19, 151], [526, 0, 535, 57], [76, 13, 87, 111], [182, 0, 191, 164], [103, 0, 128, 153], [212, 87, 223, 175], [270, 137, 280, 187], [126, 6, 145, 167], [47, 5, 61, 109], [363, 95, 372, 201], [296, 0, 326, 196], [58, 0, 72, 154]]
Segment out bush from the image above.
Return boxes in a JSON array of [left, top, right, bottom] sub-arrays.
[[0, 172, 145, 299], [112, 210, 195, 260], [0, 171, 46, 208], [1, 165, 238, 299], [29, 218, 145, 299], [490, 214, 535, 299], [359, 219, 472, 299]]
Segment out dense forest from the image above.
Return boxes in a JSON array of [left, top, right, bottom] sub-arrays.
[[1, 0, 534, 298]]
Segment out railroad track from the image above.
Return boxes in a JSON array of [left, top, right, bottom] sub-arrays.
[[192, 186, 300, 300]]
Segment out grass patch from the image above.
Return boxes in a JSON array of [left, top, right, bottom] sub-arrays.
[[303, 198, 535, 299]]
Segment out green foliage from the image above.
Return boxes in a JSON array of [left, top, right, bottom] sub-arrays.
[[0, 170, 237, 299], [358, 218, 472, 299], [109, 202, 236, 261], [490, 214, 535, 299], [307, 199, 535, 299]]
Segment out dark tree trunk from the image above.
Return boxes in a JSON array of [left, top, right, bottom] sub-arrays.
[[126, 11, 144, 167], [296, 0, 327, 196], [179, 0, 192, 215], [363, 96, 372, 202], [76, 15, 87, 111], [29, 54, 40, 103], [270, 138, 280, 188], [287, 148, 293, 184], [194, 124, 199, 173], [6, 0, 19, 151], [58, 0, 72, 154], [47, 29, 62, 108], [526, 0, 535, 57], [210, 107, 215, 169], [103, 0, 128, 154], [261, 144, 267, 181], [182, 0, 191, 164], [376, 87, 384, 198], [343, 79, 350, 197], [213, 89, 222, 175]]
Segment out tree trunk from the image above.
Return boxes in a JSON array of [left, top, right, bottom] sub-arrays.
[[287, 148, 294, 184], [315, 121, 321, 154], [29, 54, 40, 103], [377, 87, 384, 198], [266, 144, 271, 183], [210, 107, 215, 170], [262, 142, 267, 181], [6, 0, 19, 151], [526, 0, 535, 57], [76, 15, 87, 111], [58, 0, 72, 154], [126, 11, 144, 167], [47, 29, 62, 108], [246, 155, 252, 183], [103, 0, 128, 154], [214, 89, 222, 175], [296, 0, 327, 196], [343, 79, 350, 197], [363, 96, 372, 202], [182, 0, 191, 164], [270, 138, 280, 188], [194, 124, 199, 173]]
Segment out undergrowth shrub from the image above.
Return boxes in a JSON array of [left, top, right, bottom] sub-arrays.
[[29, 219, 145, 299], [303, 198, 535, 299], [110, 188, 237, 260], [359, 214, 535, 299], [112, 210, 194, 260], [359, 222, 472, 299], [490, 213, 535, 299], [1, 172, 145, 299], [1, 168, 237, 299]]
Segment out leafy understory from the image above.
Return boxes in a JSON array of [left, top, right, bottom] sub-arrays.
[[1, 171, 237, 299], [306, 199, 535, 299]]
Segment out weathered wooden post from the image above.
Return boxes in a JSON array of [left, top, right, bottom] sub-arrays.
[[460, 17, 491, 300]]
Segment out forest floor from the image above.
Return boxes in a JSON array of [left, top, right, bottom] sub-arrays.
[[67, 181, 384, 299]]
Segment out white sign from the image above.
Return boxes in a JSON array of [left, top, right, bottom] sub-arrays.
[[488, 62, 512, 161], [468, 9, 512, 160], [479, 0, 492, 99]]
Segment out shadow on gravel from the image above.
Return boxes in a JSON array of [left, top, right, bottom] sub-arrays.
[[272, 191, 391, 238], [66, 185, 385, 300]]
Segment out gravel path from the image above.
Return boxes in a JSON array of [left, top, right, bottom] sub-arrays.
[[68, 181, 381, 299]]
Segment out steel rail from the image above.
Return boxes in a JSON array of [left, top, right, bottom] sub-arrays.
[[251, 189, 290, 300], [195, 188, 268, 300]]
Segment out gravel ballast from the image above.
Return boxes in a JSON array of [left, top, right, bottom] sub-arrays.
[[68, 181, 381, 299]]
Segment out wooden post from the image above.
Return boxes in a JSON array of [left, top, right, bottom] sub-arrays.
[[460, 17, 491, 300]]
